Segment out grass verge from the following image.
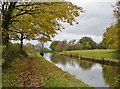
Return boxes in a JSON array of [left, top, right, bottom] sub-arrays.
[[60, 49, 119, 63]]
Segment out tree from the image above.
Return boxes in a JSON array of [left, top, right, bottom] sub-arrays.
[[79, 36, 97, 49], [1, 1, 83, 49], [113, 1, 120, 24], [50, 40, 67, 52], [1, 2, 17, 47], [67, 39, 76, 50], [50, 41, 60, 51], [37, 35, 51, 50], [96, 42, 107, 49], [102, 24, 118, 49], [54, 42, 62, 52], [60, 40, 67, 51], [74, 43, 84, 50], [113, 1, 120, 51]]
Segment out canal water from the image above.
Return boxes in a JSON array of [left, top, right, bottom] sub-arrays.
[[43, 53, 119, 87]]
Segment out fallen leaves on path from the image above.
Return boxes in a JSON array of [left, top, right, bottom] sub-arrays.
[[21, 59, 44, 87]]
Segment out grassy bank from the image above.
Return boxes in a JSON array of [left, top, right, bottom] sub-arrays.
[[2, 50, 91, 87], [60, 49, 119, 63]]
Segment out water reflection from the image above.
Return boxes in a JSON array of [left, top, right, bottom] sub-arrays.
[[43, 53, 119, 88], [102, 65, 119, 87], [79, 60, 95, 70]]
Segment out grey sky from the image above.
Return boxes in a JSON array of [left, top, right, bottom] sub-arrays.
[[52, 0, 116, 43], [25, 0, 116, 47]]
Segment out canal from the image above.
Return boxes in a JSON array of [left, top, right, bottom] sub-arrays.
[[43, 53, 119, 87]]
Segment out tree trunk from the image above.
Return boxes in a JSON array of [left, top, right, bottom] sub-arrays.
[[2, 2, 17, 48], [2, 30, 9, 49], [20, 33, 24, 50], [42, 43, 44, 50]]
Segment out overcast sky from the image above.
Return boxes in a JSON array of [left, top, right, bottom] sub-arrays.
[[25, 0, 116, 47], [52, 0, 116, 42]]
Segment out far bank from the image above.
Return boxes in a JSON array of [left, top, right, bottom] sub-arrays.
[[59, 49, 120, 66]]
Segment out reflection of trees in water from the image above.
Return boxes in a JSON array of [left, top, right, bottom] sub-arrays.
[[50, 54, 95, 69], [50, 54, 67, 66], [102, 65, 119, 87], [50, 54, 80, 67], [79, 60, 95, 70]]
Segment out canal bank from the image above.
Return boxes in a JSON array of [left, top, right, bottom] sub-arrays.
[[59, 50, 120, 67], [59, 53, 119, 67]]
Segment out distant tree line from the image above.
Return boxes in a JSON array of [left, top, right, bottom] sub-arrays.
[[50, 36, 107, 52]]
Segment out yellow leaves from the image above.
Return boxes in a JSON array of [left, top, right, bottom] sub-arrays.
[[10, 2, 82, 42], [103, 24, 119, 49], [38, 36, 51, 43]]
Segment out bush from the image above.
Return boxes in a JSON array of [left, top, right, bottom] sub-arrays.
[[2, 43, 21, 68]]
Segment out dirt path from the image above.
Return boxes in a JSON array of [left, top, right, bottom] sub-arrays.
[[21, 59, 43, 87]]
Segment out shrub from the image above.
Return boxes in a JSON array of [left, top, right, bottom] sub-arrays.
[[2, 43, 21, 68]]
